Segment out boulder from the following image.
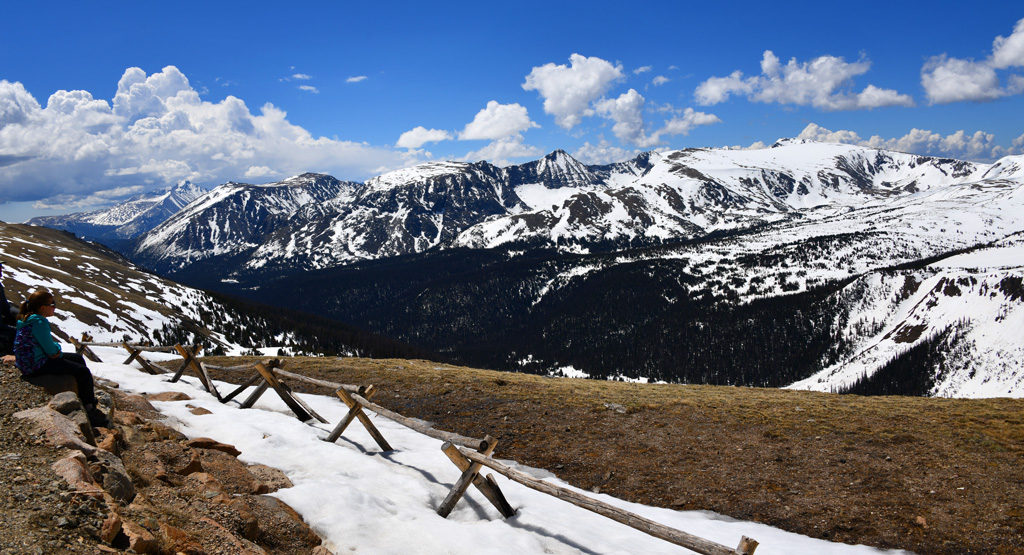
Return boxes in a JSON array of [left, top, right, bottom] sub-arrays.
[[14, 406, 95, 455], [91, 449, 136, 504], [121, 519, 159, 554], [99, 512, 123, 544], [23, 372, 78, 396], [247, 463, 293, 493], [49, 391, 84, 414], [51, 451, 98, 494]]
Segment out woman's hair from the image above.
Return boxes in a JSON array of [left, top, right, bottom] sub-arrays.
[[18, 290, 54, 321]]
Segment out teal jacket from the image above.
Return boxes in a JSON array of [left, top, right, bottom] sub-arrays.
[[15, 314, 61, 367]]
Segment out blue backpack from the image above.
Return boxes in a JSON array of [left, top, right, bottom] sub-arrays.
[[13, 325, 43, 376]]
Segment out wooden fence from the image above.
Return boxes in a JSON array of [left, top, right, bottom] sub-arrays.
[[80, 337, 759, 555]]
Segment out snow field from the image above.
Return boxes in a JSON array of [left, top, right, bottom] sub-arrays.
[[86, 347, 905, 554]]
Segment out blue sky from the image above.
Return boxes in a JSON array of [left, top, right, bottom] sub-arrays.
[[1, 1, 1023, 221]]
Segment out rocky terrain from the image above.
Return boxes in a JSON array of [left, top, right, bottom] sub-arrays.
[[0, 360, 328, 554]]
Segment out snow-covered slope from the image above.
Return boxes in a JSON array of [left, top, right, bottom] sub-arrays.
[[129, 141, 996, 277], [789, 235, 1024, 398], [133, 173, 358, 271], [0, 221, 340, 355], [27, 181, 205, 244]]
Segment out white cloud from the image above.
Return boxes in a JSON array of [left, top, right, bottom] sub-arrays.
[[298, 85, 319, 94], [652, 75, 670, 86], [594, 91, 720, 148], [396, 126, 453, 149], [462, 137, 541, 166], [652, 108, 721, 141], [594, 89, 653, 147], [696, 50, 913, 110], [991, 18, 1024, 69], [0, 66, 415, 204], [292, 73, 312, 80], [797, 122, 1016, 160], [633, 66, 652, 75], [921, 18, 1024, 104], [522, 53, 624, 129], [459, 101, 538, 141], [1013, 132, 1024, 150], [572, 140, 640, 165], [346, 76, 367, 83]]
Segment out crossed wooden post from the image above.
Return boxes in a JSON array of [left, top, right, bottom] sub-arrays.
[[71, 333, 102, 363], [324, 385, 393, 451], [437, 435, 515, 518], [120, 341, 161, 375], [232, 361, 328, 424], [169, 344, 222, 401]]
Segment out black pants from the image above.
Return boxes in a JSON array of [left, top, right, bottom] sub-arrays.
[[33, 353, 98, 406]]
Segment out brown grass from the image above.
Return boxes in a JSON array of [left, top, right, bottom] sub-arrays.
[[199, 355, 1024, 554]]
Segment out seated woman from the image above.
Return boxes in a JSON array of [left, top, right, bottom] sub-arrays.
[[14, 290, 108, 428]]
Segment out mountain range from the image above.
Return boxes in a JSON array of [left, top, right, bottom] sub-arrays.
[[27, 182, 205, 249], [23, 140, 1024, 397]]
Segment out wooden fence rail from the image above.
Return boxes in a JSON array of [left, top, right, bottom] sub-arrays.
[[446, 444, 759, 555], [85, 340, 759, 553]]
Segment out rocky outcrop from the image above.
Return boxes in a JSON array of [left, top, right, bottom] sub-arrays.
[[14, 383, 326, 553]]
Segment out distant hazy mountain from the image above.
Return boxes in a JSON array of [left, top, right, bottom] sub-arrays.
[[26, 181, 205, 248]]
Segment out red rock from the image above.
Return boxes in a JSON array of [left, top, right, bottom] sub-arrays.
[[122, 519, 159, 554], [187, 437, 241, 456], [100, 512, 123, 544], [51, 451, 99, 495], [146, 391, 192, 402]]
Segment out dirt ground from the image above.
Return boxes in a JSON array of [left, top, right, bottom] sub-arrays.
[[201, 355, 1024, 554]]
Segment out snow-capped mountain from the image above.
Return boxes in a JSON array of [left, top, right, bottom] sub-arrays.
[[128, 141, 991, 277], [26, 181, 205, 246]]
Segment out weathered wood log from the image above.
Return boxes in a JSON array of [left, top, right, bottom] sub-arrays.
[[272, 368, 360, 392], [348, 392, 488, 451], [120, 342, 160, 375], [438, 437, 514, 518], [252, 362, 318, 422], [240, 377, 270, 408], [82, 341, 178, 352], [325, 385, 377, 443], [453, 446, 757, 555], [220, 373, 264, 404], [336, 387, 392, 451], [70, 334, 102, 363], [169, 344, 203, 383]]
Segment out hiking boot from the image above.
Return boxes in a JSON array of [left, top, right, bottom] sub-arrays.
[[86, 407, 109, 428]]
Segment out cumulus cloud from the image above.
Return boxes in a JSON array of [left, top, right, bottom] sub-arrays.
[[797, 122, 1019, 160], [346, 75, 367, 83], [292, 73, 312, 80], [921, 18, 1024, 104], [462, 137, 542, 166], [298, 85, 319, 94], [990, 18, 1024, 69], [633, 66, 652, 75], [696, 50, 914, 110], [572, 140, 640, 165], [0, 66, 414, 204], [396, 126, 453, 149], [595, 90, 719, 147], [594, 89, 654, 147], [522, 53, 624, 129], [652, 75, 670, 86], [459, 101, 538, 141]]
